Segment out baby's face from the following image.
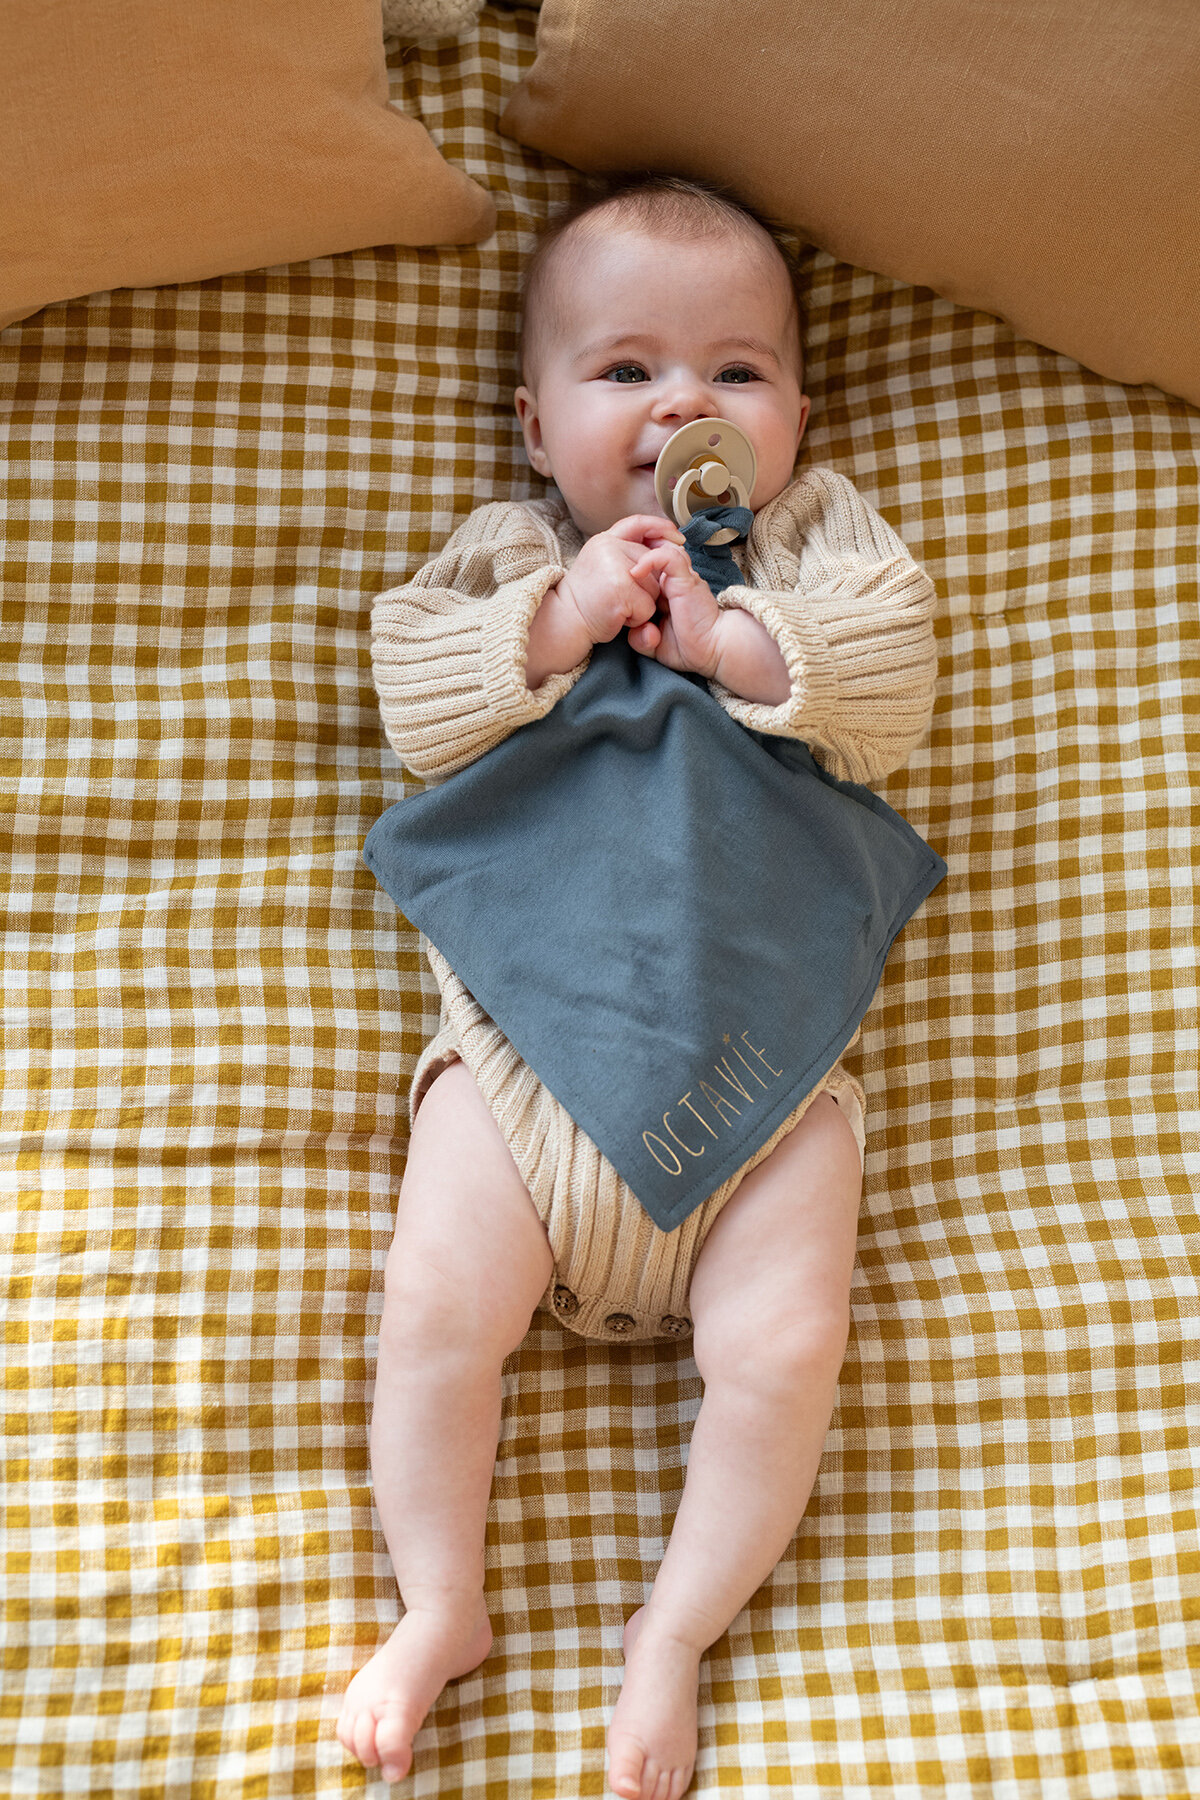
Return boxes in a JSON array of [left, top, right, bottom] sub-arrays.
[[514, 225, 811, 540]]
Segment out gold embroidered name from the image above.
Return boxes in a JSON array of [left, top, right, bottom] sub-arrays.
[[641, 1031, 784, 1177]]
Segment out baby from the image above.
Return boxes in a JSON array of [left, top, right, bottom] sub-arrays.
[[339, 172, 938, 1798]]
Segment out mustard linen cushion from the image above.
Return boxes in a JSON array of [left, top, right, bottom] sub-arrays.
[[0, 0, 495, 329], [498, 0, 1200, 407]]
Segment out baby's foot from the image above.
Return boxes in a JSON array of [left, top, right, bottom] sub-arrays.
[[336, 1599, 493, 1783], [606, 1606, 700, 1800]]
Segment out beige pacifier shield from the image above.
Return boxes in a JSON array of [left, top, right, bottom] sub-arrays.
[[653, 418, 757, 533]]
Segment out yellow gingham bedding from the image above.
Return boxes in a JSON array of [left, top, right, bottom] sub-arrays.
[[1, 7, 1197, 1794]]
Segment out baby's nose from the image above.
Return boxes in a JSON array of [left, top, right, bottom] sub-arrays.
[[653, 389, 715, 424]]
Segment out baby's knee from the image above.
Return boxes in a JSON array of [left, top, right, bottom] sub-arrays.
[[381, 1242, 469, 1348], [382, 1236, 540, 1363], [695, 1299, 850, 1395]]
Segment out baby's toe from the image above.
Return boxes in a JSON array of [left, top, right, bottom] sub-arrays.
[[638, 1761, 664, 1800], [647, 1762, 674, 1800], [350, 1704, 384, 1769], [374, 1706, 416, 1782], [609, 1737, 647, 1798]]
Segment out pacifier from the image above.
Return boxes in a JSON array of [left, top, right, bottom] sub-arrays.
[[653, 418, 757, 544]]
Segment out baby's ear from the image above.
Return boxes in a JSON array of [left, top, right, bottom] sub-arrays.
[[514, 387, 552, 478], [795, 394, 812, 451]]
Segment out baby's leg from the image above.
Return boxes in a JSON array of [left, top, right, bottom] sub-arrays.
[[336, 1060, 555, 1784], [606, 1093, 863, 1800]]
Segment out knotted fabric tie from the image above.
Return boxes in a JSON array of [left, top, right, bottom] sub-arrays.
[[680, 503, 755, 598]]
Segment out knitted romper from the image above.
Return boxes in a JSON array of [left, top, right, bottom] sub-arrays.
[[371, 470, 938, 1345]]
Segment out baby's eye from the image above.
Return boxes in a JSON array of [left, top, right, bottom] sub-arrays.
[[717, 366, 758, 384], [602, 364, 647, 383]]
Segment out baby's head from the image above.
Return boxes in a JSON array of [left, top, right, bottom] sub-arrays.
[[514, 172, 811, 540]]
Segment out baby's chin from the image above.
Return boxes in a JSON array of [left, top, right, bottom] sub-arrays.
[[562, 482, 673, 539]]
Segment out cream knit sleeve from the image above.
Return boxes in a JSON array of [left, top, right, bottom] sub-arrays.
[[370, 501, 591, 783], [707, 468, 939, 786]]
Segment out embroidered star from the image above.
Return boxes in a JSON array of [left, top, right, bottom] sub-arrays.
[[723, 1033, 730, 1043]]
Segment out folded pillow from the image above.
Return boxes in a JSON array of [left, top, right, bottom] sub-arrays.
[[0, 0, 495, 330], [498, 0, 1200, 408]]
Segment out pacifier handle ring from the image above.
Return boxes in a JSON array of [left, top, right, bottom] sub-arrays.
[[673, 467, 751, 535]]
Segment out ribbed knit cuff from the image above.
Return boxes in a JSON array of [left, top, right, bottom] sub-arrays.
[[478, 564, 592, 729], [708, 585, 841, 739]]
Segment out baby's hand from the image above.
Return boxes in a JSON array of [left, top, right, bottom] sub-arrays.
[[626, 540, 722, 679], [556, 516, 686, 649]]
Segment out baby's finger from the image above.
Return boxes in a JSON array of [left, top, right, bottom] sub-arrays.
[[629, 618, 662, 653], [634, 540, 689, 572], [639, 546, 691, 589], [610, 515, 685, 546], [627, 551, 665, 596], [629, 545, 666, 575]]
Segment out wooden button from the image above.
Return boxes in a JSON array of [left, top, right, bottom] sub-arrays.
[[553, 1285, 579, 1319]]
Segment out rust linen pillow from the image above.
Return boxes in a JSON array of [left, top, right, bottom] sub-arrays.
[[0, 0, 496, 329], [498, 0, 1200, 407]]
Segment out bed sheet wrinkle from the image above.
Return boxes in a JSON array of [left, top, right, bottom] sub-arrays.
[[0, 3, 1196, 1794]]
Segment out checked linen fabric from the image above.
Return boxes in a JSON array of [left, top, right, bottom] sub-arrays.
[[1, 5, 1198, 1794]]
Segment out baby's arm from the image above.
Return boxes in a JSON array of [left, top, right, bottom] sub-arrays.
[[706, 469, 938, 785], [371, 502, 585, 783]]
